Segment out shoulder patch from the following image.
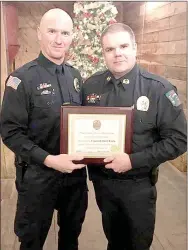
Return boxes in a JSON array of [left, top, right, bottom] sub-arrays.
[[165, 90, 181, 107], [6, 76, 21, 90]]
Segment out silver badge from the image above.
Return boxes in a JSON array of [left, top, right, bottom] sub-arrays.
[[136, 96, 150, 111], [74, 78, 80, 92]]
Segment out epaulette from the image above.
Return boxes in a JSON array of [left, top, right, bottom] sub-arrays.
[[140, 67, 172, 89], [27, 60, 38, 69], [65, 62, 73, 67], [5, 59, 38, 85], [92, 70, 108, 77], [14, 59, 38, 74], [65, 62, 81, 75], [66, 64, 81, 78], [85, 70, 108, 82]]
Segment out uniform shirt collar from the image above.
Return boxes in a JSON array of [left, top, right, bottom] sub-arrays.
[[37, 52, 64, 75], [105, 63, 138, 90]]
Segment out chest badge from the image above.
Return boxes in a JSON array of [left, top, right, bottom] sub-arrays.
[[136, 96, 150, 111], [74, 78, 80, 92], [86, 93, 101, 104]]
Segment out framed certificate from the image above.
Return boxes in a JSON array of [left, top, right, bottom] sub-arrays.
[[60, 106, 134, 164]]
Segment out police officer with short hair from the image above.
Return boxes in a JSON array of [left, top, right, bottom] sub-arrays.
[[82, 23, 187, 250], [1, 9, 87, 250]]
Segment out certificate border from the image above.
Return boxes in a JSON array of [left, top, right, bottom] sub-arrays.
[[60, 106, 134, 164]]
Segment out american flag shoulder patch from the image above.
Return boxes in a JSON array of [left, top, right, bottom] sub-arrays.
[[6, 76, 21, 90]]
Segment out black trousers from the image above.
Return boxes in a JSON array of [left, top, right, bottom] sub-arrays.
[[92, 177, 157, 250], [14, 164, 88, 250]]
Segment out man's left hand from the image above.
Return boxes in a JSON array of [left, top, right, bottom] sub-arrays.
[[104, 153, 132, 173]]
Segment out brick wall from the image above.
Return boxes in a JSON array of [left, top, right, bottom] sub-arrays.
[[14, 2, 123, 69], [14, 2, 74, 68], [1, 3, 15, 178], [122, 2, 187, 171]]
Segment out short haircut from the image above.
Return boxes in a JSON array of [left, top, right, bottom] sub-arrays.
[[101, 23, 136, 46]]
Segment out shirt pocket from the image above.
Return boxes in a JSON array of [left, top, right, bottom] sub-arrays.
[[34, 93, 54, 108], [134, 110, 155, 133], [71, 93, 81, 106]]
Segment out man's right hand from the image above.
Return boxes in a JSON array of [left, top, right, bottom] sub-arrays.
[[44, 154, 86, 173]]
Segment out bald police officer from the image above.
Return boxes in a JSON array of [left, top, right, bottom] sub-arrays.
[[82, 23, 187, 250], [1, 9, 87, 250]]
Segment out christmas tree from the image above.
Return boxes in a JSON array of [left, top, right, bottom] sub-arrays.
[[68, 1, 118, 80]]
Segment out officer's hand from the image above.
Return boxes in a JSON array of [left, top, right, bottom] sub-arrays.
[[104, 153, 132, 173], [44, 154, 86, 173]]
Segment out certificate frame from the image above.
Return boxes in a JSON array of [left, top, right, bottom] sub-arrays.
[[60, 106, 134, 164]]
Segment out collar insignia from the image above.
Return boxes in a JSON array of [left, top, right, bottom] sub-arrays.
[[106, 76, 111, 82], [122, 79, 129, 84]]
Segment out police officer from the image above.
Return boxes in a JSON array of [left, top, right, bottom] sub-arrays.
[[1, 9, 88, 250], [82, 23, 187, 250]]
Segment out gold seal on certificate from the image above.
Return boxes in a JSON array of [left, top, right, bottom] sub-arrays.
[[93, 120, 101, 130], [60, 106, 134, 164]]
